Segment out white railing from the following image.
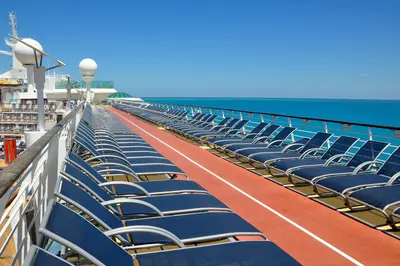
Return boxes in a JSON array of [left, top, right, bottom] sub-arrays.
[[0, 104, 84, 265]]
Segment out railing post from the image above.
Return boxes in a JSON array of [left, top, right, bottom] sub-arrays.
[[323, 121, 330, 148], [260, 114, 264, 122], [368, 127, 373, 140], [288, 117, 294, 141]]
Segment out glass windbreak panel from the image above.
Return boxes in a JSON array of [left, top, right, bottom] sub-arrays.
[[55, 80, 114, 89]]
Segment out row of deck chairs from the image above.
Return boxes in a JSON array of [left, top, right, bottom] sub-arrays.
[[25, 106, 300, 265], [113, 102, 400, 237]]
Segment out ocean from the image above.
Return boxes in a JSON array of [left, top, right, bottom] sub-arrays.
[[143, 98, 400, 127]]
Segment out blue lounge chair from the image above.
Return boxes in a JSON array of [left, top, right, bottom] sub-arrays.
[[247, 132, 333, 167], [38, 201, 299, 266], [269, 136, 359, 176], [206, 122, 270, 148], [171, 114, 217, 133], [189, 118, 241, 139], [314, 146, 400, 199], [179, 117, 232, 136], [289, 140, 389, 186], [47, 198, 266, 249], [195, 120, 250, 142], [73, 136, 187, 178], [66, 153, 207, 195], [345, 184, 400, 229], [226, 126, 296, 158], [59, 167, 230, 216]]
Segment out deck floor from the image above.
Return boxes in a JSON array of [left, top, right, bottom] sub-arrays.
[[109, 107, 400, 266]]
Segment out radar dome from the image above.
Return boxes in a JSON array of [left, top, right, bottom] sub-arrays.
[[14, 38, 43, 66]]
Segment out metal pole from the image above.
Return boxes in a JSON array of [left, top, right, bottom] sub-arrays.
[[33, 66, 46, 132], [66, 77, 72, 110], [86, 82, 91, 103]]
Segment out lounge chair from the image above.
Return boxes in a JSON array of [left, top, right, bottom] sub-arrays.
[[345, 184, 400, 229], [314, 146, 400, 199], [66, 153, 208, 196], [46, 199, 266, 249], [187, 118, 240, 139], [289, 140, 389, 186], [225, 126, 296, 158], [59, 167, 230, 216], [37, 201, 300, 266], [179, 117, 232, 136], [195, 119, 250, 142], [206, 122, 270, 148], [269, 136, 359, 176]]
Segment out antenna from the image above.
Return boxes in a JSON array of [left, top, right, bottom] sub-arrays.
[[9, 11, 18, 43]]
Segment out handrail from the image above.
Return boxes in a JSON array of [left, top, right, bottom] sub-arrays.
[[147, 101, 400, 131], [0, 103, 84, 199]]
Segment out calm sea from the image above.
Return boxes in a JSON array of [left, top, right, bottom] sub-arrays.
[[143, 98, 400, 127]]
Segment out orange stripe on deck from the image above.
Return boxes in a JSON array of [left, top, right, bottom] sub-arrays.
[[109, 107, 400, 266]]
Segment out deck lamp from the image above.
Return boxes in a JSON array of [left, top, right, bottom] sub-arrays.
[[79, 58, 97, 104], [13, 36, 65, 132]]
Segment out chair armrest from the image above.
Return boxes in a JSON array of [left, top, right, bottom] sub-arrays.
[[282, 143, 304, 152], [101, 198, 164, 216], [99, 181, 150, 196], [324, 154, 351, 166], [300, 148, 324, 159], [105, 226, 185, 248], [351, 160, 383, 174]]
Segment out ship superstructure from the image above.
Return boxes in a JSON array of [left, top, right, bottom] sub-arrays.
[[0, 11, 117, 136]]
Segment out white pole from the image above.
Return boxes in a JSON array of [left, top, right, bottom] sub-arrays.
[[86, 82, 91, 103], [66, 77, 72, 109], [26, 67, 35, 93], [33, 66, 46, 132]]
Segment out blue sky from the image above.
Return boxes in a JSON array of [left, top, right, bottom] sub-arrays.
[[1, 0, 399, 98]]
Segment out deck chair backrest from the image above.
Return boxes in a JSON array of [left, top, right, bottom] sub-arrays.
[[216, 117, 231, 126], [269, 127, 296, 146], [377, 147, 400, 177], [25, 246, 74, 266], [190, 112, 203, 121], [225, 118, 240, 128], [40, 202, 132, 266], [203, 114, 217, 123], [299, 132, 332, 153], [63, 162, 113, 201], [67, 153, 108, 183], [259, 124, 280, 138], [57, 178, 123, 230], [347, 140, 389, 168], [249, 122, 269, 135], [232, 120, 249, 130], [320, 136, 359, 160]]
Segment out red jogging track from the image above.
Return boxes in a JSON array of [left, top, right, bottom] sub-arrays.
[[109, 107, 400, 266]]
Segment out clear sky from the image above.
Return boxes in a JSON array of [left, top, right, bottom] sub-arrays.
[[0, 0, 399, 98]]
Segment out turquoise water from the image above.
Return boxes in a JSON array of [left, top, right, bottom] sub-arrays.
[[143, 98, 400, 127]]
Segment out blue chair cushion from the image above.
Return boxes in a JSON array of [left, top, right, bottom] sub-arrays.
[[291, 165, 354, 181], [137, 241, 300, 266], [349, 185, 400, 209], [251, 151, 301, 163], [270, 158, 327, 171], [316, 174, 390, 193]]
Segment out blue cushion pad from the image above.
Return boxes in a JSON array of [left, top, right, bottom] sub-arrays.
[[291, 165, 354, 181], [270, 158, 327, 171], [239, 147, 284, 157], [316, 174, 389, 193], [125, 212, 260, 245], [137, 241, 300, 266], [251, 151, 300, 163], [349, 185, 400, 209]]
